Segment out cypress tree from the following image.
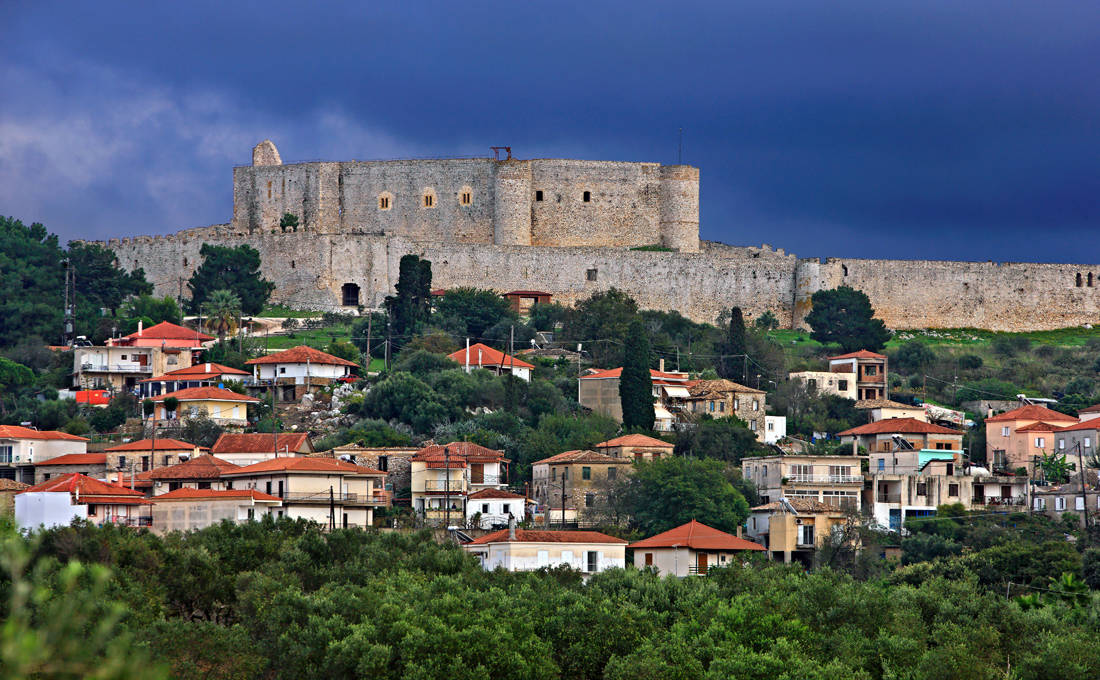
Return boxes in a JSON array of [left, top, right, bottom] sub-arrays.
[[620, 318, 655, 431], [718, 307, 747, 383]]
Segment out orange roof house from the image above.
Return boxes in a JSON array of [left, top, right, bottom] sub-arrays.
[[147, 455, 241, 495], [461, 527, 628, 573], [15, 473, 152, 529], [111, 321, 213, 349], [630, 520, 764, 576], [139, 362, 251, 398], [0, 425, 88, 442], [245, 345, 359, 368], [447, 343, 534, 381], [985, 404, 1078, 473], [829, 349, 889, 401], [594, 434, 675, 461], [211, 432, 314, 456], [150, 387, 259, 427], [838, 417, 964, 453]]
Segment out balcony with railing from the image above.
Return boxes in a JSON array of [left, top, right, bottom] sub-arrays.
[[786, 474, 863, 485], [80, 363, 152, 374], [970, 496, 1026, 508], [105, 516, 153, 527], [278, 490, 387, 505]]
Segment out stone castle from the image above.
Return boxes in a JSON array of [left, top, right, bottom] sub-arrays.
[[101, 140, 1100, 331]]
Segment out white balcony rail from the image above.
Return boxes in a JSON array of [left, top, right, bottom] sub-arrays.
[[786, 474, 862, 484], [79, 363, 151, 373]]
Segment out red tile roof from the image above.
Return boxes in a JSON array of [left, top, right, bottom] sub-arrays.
[[466, 529, 628, 545], [446, 343, 535, 370], [105, 438, 202, 452], [245, 345, 359, 367], [533, 450, 622, 465], [595, 434, 674, 449], [210, 433, 313, 455], [148, 455, 240, 480], [984, 404, 1077, 424], [20, 473, 147, 500], [467, 488, 527, 500], [0, 479, 29, 491], [1055, 419, 1100, 432], [1077, 404, 1100, 414], [1014, 421, 1061, 433], [838, 417, 962, 436], [629, 520, 765, 551], [151, 386, 260, 402], [580, 367, 690, 381], [122, 321, 213, 342], [153, 488, 282, 502], [829, 350, 887, 360], [34, 453, 106, 466], [140, 363, 250, 382], [221, 457, 384, 476], [0, 425, 89, 442], [412, 442, 508, 463]]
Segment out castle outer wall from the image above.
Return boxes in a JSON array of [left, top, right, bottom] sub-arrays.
[[98, 141, 1100, 332]]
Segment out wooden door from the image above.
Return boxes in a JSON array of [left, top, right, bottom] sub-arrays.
[[697, 552, 708, 575], [470, 463, 484, 484]]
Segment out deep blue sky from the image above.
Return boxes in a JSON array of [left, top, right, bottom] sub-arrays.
[[2, 2, 1097, 261]]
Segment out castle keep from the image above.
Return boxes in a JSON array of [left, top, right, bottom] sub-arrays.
[[102, 141, 1100, 331]]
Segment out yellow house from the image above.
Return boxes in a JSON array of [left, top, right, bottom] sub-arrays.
[[531, 449, 627, 526], [152, 386, 260, 427], [746, 498, 849, 564]]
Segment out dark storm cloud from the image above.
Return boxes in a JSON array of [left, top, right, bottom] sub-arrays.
[[1, 1, 1096, 261]]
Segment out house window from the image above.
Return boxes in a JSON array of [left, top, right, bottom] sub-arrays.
[[141, 456, 149, 472], [87, 504, 97, 517], [562, 468, 568, 480], [585, 492, 595, 507], [607, 467, 617, 480], [1001, 426, 1010, 437], [644, 552, 654, 566], [1076, 497, 1085, 511], [865, 366, 877, 376], [708, 401, 715, 412], [586, 551, 598, 572], [752, 400, 759, 411], [502, 503, 511, 515], [838, 380, 848, 391], [118, 455, 127, 469], [798, 525, 815, 546], [163, 456, 171, 466], [734, 398, 740, 410], [279, 367, 286, 374], [1058, 439, 1065, 450], [247, 507, 255, 520], [1055, 497, 1067, 511], [378, 193, 392, 210], [948, 483, 959, 497], [586, 268, 598, 281], [719, 402, 725, 412], [877, 458, 885, 471], [1087, 438, 1093, 448], [482, 503, 490, 514], [535, 190, 544, 201], [582, 466, 591, 480], [0, 446, 11, 464], [750, 420, 757, 431], [582, 191, 591, 203], [916, 482, 928, 496], [766, 420, 773, 431], [1033, 497, 1046, 510], [1035, 437, 1045, 449]]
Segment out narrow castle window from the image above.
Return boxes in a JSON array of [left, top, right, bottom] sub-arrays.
[[1076, 273, 1083, 287], [422, 190, 436, 208], [290, 261, 295, 269], [183, 258, 188, 267], [267, 181, 272, 199], [583, 191, 591, 203], [842, 264, 848, 276], [378, 193, 392, 210], [1090, 273, 1095, 288], [460, 191, 472, 205], [535, 190, 544, 201], [341, 283, 360, 307], [586, 268, 598, 282]]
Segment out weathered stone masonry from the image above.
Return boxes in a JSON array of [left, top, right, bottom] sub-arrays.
[[100, 141, 1100, 332]]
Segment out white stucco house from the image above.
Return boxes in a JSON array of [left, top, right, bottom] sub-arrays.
[[462, 525, 627, 573]]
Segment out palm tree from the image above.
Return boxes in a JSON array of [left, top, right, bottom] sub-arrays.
[[201, 289, 242, 343]]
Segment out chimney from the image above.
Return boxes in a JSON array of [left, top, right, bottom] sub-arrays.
[[736, 525, 743, 538], [659, 358, 665, 373], [508, 515, 517, 541], [205, 362, 211, 372], [138, 320, 143, 336]]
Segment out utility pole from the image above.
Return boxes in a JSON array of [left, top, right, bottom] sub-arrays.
[[444, 447, 451, 529], [329, 486, 335, 531], [743, 354, 749, 386], [148, 402, 158, 471], [1075, 442, 1091, 542], [271, 379, 278, 457], [385, 320, 392, 371], [365, 313, 373, 370], [561, 475, 567, 528], [61, 259, 74, 346]]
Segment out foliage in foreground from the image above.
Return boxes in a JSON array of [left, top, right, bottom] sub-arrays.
[[4, 519, 1100, 680]]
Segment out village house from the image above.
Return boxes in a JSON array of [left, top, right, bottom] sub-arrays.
[[764, 415, 787, 444], [102, 438, 207, 474], [578, 366, 689, 431], [531, 449, 626, 526], [327, 444, 419, 502], [593, 433, 674, 461], [73, 345, 192, 393], [1075, 403, 1100, 423], [742, 453, 863, 510], [838, 417, 964, 455], [210, 432, 315, 466], [109, 320, 213, 352], [462, 525, 627, 574], [220, 457, 387, 529], [629, 520, 765, 576], [147, 454, 240, 495], [466, 488, 532, 529], [409, 442, 510, 525], [0, 425, 89, 485], [446, 343, 535, 382], [0, 479, 30, 516], [671, 378, 768, 439], [829, 350, 888, 401], [788, 370, 858, 400], [245, 345, 358, 402], [151, 386, 260, 427], [1030, 472, 1100, 524], [15, 473, 152, 529], [33, 453, 107, 484], [1053, 419, 1100, 459], [984, 404, 1078, 473], [745, 498, 849, 564], [865, 449, 1028, 530], [150, 488, 283, 534], [856, 399, 928, 423], [138, 362, 252, 399]]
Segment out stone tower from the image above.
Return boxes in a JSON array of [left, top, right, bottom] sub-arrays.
[[659, 165, 700, 253], [492, 159, 533, 246]]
